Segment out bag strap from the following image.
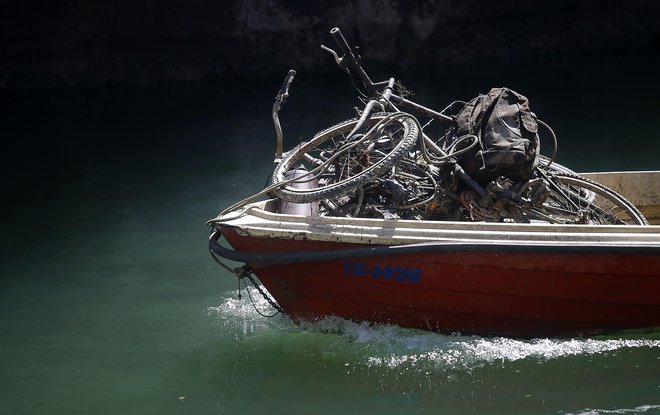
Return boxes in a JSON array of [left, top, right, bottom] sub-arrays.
[[456, 95, 483, 136]]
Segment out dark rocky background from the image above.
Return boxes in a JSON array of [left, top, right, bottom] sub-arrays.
[[1, 0, 659, 88]]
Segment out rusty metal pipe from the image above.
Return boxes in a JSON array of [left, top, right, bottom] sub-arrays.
[[273, 69, 296, 160]]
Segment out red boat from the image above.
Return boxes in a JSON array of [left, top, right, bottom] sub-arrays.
[[209, 29, 660, 337], [209, 171, 660, 337]]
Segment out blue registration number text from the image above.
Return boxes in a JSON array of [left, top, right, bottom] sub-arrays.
[[344, 260, 422, 283]]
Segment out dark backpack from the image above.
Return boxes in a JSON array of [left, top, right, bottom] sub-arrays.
[[456, 87, 540, 184]]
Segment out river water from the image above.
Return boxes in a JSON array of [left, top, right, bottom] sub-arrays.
[[1, 56, 659, 414]]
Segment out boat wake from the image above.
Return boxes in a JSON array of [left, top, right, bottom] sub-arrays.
[[562, 404, 660, 415], [205, 289, 660, 414], [208, 289, 660, 372], [297, 315, 660, 372]]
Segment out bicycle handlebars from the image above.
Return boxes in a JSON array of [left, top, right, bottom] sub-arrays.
[[325, 27, 453, 124], [327, 27, 376, 96], [273, 69, 297, 159], [329, 27, 353, 61]]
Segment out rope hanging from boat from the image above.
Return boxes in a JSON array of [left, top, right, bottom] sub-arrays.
[[241, 268, 283, 317], [209, 247, 283, 317]]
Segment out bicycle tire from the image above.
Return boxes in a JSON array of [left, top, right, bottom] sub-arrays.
[[273, 114, 419, 203], [538, 155, 579, 176], [536, 173, 648, 225]]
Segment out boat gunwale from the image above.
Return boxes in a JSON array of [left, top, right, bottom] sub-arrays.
[[211, 200, 660, 248]]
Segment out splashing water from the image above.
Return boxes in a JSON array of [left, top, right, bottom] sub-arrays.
[[563, 404, 660, 415], [207, 289, 660, 373], [206, 287, 295, 339], [364, 335, 660, 371]]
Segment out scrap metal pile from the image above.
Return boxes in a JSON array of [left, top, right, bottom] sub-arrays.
[[265, 28, 648, 226]]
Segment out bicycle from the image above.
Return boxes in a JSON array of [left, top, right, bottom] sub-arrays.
[[270, 28, 648, 226]]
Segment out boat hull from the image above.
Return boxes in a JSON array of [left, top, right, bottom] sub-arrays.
[[222, 228, 660, 337]]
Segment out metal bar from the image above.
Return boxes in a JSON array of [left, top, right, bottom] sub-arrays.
[[272, 69, 297, 159], [390, 94, 454, 123], [330, 27, 376, 95]]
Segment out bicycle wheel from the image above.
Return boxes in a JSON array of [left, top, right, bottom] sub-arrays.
[[532, 173, 648, 225], [319, 157, 437, 219], [538, 155, 580, 176], [273, 113, 419, 203]]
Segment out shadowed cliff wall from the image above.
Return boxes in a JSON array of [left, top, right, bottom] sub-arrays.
[[1, 0, 658, 88]]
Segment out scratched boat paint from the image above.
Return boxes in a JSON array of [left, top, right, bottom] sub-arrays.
[[2, 59, 660, 414]]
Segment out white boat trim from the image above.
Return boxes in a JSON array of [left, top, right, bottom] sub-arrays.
[[214, 200, 660, 248], [211, 170, 660, 248]]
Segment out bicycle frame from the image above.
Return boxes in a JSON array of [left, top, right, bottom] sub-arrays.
[[323, 27, 454, 125], [264, 27, 648, 226]]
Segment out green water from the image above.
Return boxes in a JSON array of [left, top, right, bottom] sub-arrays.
[[1, 56, 659, 414]]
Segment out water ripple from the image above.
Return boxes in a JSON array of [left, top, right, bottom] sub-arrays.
[[208, 289, 660, 372]]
